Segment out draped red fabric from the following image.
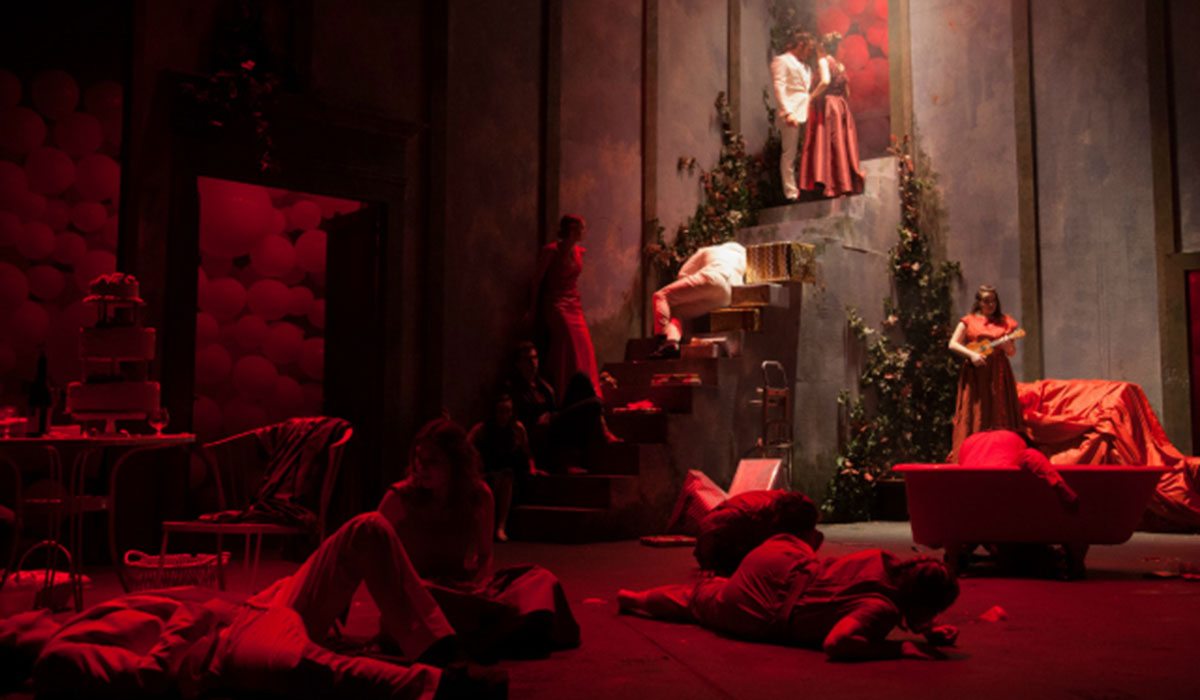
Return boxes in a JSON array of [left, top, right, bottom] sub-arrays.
[[1018, 379, 1200, 529]]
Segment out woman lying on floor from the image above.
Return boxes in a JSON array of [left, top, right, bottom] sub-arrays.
[[379, 418, 581, 660], [0, 512, 505, 700], [618, 533, 959, 661]]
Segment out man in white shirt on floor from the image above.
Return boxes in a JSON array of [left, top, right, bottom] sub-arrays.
[[771, 27, 814, 202]]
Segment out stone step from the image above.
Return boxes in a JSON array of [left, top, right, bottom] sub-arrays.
[[519, 474, 639, 509], [602, 357, 729, 388], [603, 383, 717, 413], [603, 410, 668, 444], [624, 337, 661, 361], [586, 441, 668, 475], [506, 505, 639, 543], [731, 283, 789, 308]]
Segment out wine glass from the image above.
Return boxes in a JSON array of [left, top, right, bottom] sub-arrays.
[[148, 407, 170, 436]]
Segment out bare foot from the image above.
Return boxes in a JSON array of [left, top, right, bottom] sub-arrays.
[[495, 528, 509, 542], [616, 589, 643, 614]]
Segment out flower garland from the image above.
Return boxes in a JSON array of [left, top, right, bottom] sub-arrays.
[[179, 0, 281, 171], [644, 92, 781, 279], [822, 136, 961, 521]]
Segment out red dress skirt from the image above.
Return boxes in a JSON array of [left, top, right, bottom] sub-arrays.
[[537, 242, 601, 397], [951, 313, 1025, 460], [798, 58, 865, 198]]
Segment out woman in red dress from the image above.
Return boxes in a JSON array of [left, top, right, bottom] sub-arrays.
[[531, 214, 602, 398], [947, 285, 1025, 460], [798, 32, 865, 198]]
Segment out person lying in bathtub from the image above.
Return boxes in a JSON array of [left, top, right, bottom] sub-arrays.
[[618, 534, 960, 661], [956, 429, 1083, 579], [958, 430, 1079, 513]]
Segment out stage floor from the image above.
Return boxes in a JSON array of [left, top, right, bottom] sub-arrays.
[[11, 521, 1200, 699]]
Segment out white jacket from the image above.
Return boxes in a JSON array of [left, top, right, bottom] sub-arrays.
[[771, 52, 812, 123]]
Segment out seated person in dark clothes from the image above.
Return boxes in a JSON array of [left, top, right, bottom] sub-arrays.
[[380, 418, 581, 659], [507, 341, 617, 473], [694, 490, 824, 576], [619, 534, 960, 660], [469, 392, 547, 542], [955, 429, 1083, 579], [1, 511, 506, 700]]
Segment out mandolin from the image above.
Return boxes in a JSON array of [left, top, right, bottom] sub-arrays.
[[966, 328, 1026, 357]]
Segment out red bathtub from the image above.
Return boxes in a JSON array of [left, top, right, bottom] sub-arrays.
[[893, 463, 1168, 575]]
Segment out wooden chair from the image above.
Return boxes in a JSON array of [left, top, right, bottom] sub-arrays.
[[158, 418, 353, 590], [0, 455, 20, 593]]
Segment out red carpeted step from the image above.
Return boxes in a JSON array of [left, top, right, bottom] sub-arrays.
[[603, 384, 717, 413], [601, 357, 730, 388]]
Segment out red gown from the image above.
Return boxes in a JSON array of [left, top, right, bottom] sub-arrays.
[[798, 57, 865, 198], [537, 241, 601, 397], [951, 313, 1024, 460]]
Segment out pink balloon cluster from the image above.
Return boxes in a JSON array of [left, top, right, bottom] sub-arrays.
[[191, 183, 352, 439], [0, 69, 123, 397], [815, 0, 892, 155]]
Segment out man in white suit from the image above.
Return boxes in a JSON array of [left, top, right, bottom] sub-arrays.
[[771, 28, 814, 202]]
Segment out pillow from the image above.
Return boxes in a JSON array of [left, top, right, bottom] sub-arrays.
[[665, 470, 728, 535]]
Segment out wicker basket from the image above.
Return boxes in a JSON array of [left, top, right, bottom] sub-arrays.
[[124, 549, 231, 590]]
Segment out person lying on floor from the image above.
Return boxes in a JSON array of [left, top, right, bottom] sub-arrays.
[[0, 512, 505, 700], [694, 489, 824, 576], [379, 417, 581, 660], [618, 533, 959, 661]]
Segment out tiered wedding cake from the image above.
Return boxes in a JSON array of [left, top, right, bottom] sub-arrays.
[[65, 273, 160, 425]]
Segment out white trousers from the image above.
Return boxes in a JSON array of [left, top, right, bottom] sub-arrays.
[[653, 270, 734, 342], [780, 121, 801, 200], [215, 512, 453, 700]]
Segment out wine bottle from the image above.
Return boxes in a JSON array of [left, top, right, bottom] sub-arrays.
[[29, 347, 53, 437]]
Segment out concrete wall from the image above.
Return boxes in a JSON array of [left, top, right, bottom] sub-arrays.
[[657, 0, 727, 243], [1032, 0, 1162, 413], [441, 0, 543, 421], [909, 0, 1024, 377], [1171, 0, 1200, 253], [739, 157, 899, 497], [740, 0, 774, 155], [560, 0, 643, 369]]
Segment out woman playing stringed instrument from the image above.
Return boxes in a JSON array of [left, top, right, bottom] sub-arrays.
[[947, 285, 1026, 460]]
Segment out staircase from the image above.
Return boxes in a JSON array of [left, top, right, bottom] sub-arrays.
[[506, 283, 792, 543]]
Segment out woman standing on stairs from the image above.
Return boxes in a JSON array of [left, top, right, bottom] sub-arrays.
[[379, 418, 581, 660], [530, 214, 603, 398]]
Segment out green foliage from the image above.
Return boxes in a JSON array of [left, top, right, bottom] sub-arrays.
[[768, 0, 814, 54], [179, 2, 282, 171], [645, 93, 775, 278], [822, 137, 962, 522]]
